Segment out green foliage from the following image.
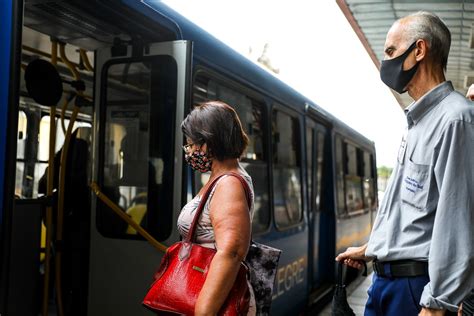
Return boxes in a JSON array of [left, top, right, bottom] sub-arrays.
[[377, 166, 393, 179]]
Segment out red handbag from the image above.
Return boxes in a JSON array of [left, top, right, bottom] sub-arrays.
[[143, 173, 251, 315]]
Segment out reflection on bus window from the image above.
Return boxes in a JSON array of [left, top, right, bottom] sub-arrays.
[[345, 144, 363, 215], [99, 62, 152, 238], [272, 110, 302, 228], [15, 111, 27, 197], [306, 127, 313, 210], [335, 135, 377, 217], [98, 57, 177, 241], [17, 111, 27, 159], [316, 132, 325, 210], [335, 136, 346, 215], [192, 74, 270, 233], [363, 152, 376, 211]]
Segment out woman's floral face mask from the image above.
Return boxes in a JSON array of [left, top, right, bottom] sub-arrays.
[[184, 149, 212, 173]]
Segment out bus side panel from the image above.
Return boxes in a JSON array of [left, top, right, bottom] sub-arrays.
[[261, 229, 309, 315], [0, 0, 23, 312]]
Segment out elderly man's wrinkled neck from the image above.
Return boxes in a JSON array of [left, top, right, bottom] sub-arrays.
[[406, 62, 445, 101]]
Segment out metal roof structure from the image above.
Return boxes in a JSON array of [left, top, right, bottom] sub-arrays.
[[337, 0, 474, 107]]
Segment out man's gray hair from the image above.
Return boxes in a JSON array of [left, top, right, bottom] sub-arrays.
[[402, 11, 451, 71]]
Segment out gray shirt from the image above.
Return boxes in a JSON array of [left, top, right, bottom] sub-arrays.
[[366, 81, 474, 311]]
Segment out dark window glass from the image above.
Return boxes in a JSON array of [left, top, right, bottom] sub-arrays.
[[345, 143, 364, 215], [192, 75, 269, 233], [15, 111, 27, 198], [307, 127, 326, 212], [17, 111, 27, 160], [363, 152, 376, 211], [272, 110, 302, 228], [306, 127, 313, 211], [316, 132, 325, 210], [98, 57, 177, 240], [335, 136, 345, 215]]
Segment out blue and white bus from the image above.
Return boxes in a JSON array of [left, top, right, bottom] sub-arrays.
[[0, 1, 377, 315]]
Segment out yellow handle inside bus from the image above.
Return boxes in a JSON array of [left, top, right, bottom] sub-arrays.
[[90, 182, 168, 253]]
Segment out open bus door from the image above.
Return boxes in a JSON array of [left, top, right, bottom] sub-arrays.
[[0, 0, 24, 314], [89, 41, 191, 315]]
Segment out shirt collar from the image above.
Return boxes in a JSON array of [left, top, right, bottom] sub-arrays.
[[404, 81, 454, 127]]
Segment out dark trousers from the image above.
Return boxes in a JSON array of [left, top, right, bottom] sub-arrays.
[[364, 274, 430, 316]]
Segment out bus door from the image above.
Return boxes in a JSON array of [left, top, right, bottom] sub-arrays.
[[305, 118, 329, 289], [90, 41, 191, 316], [0, 0, 24, 314]]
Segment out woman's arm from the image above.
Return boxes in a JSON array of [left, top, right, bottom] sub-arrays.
[[195, 176, 251, 316]]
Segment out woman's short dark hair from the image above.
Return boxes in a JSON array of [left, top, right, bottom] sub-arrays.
[[181, 101, 249, 161]]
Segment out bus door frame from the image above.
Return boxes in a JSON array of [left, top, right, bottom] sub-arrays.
[[0, 0, 23, 313], [305, 110, 331, 289], [89, 40, 191, 316]]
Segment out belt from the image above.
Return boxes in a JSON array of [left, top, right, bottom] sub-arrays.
[[372, 260, 428, 278]]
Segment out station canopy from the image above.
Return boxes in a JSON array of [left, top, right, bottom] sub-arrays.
[[338, 0, 474, 107]]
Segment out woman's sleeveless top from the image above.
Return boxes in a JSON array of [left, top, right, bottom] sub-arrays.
[[177, 165, 254, 246]]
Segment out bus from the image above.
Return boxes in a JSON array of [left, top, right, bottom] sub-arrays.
[[0, 1, 377, 315]]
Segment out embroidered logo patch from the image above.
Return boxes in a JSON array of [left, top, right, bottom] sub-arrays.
[[404, 176, 424, 193]]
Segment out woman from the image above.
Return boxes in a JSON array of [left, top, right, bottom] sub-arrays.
[[178, 100, 256, 316]]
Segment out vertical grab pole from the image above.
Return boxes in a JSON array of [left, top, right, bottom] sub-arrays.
[[56, 42, 82, 316], [42, 39, 57, 316]]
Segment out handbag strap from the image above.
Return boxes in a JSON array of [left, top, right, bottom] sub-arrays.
[[186, 172, 251, 243]]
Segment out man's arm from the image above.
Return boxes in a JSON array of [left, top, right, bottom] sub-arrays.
[[419, 120, 474, 312]]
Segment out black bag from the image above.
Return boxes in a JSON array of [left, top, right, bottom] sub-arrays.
[[331, 262, 356, 316], [245, 241, 282, 316]]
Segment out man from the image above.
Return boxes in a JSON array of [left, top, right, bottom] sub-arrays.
[[336, 11, 474, 316]]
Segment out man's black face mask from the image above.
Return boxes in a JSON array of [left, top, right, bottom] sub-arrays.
[[380, 41, 419, 94]]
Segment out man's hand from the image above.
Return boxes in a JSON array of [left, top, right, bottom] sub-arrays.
[[335, 244, 370, 270], [419, 307, 445, 316]]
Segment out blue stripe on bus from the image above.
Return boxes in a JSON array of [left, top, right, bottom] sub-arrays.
[[0, 0, 13, 226]]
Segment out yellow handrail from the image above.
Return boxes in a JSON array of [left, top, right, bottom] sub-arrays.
[[22, 45, 83, 69], [90, 182, 168, 253], [59, 43, 80, 134], [79, 49, 94, 72]]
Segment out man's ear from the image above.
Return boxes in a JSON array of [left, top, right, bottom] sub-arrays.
[[415, 39, 427, 62]]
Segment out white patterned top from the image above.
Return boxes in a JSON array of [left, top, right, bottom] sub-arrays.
[[177, 164, 254, 247]]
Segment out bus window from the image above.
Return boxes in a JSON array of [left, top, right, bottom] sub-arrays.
[[363, 151, 376, 211], [335, 135, 345, 215], [192, 75, 270, 233], [97, 57, 176, 241], [307, 127, 325, 212], [306, 127, 313, 210], [35, 115, 91, 196], [17, 111, 27, 158], [316, 131, 325, 210], [272, 110, 302, 229], [15, 111, 27, 197], [345, 143, 364, 215]]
